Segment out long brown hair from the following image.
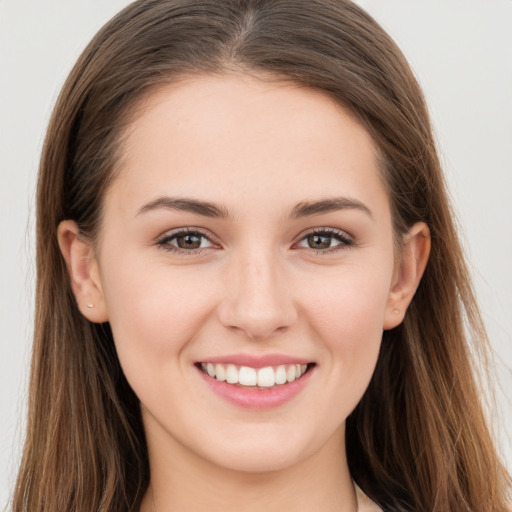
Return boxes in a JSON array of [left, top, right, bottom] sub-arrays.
[[13, 1, 511, 510]]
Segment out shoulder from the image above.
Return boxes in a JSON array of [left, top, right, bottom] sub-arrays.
[[355, 484, 383, 512]]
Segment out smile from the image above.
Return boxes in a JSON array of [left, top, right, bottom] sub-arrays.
[[195, 359, 316, 409], [198, 362, 310, 389]]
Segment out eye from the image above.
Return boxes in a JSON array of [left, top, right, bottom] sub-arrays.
[[157, 228, 216, 253], [296, 229, 353, 252]]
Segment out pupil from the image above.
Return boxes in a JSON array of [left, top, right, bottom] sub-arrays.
[[308, 234, 331, 249], [178, 234, 201, 249]]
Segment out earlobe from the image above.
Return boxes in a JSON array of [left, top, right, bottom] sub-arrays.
[[57, 220, 109, 323], [383, 222, 430, 330]]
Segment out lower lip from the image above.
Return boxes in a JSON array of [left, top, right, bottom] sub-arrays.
[[196, 366, 314, 410]]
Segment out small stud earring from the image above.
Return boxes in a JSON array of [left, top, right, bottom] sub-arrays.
[[393, 308, 400, 314], [86, 303, 94, 309]]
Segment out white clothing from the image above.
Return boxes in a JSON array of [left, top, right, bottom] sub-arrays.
[[355, 483, 383, 511]]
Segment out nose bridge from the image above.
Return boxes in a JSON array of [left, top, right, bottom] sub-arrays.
[[219, 244, 297, 340]]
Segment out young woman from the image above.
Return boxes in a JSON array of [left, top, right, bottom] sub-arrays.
[[12, 1, 511, 511]]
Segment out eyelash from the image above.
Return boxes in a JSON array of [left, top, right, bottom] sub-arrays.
[[156, 227, 216, 255], [295, 228, 354, 254], [156, 227, 354, 255]]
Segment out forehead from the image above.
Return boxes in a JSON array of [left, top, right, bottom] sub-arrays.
[[108, 73, 388, 220]]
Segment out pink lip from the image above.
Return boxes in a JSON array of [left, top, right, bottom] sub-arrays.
[[195, 363, 315, 410], [198, 353, 312, 368]]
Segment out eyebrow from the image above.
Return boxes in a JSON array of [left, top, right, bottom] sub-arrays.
[[291, 197, 373, 219], [137, 197, 229, 218], [136, 195, 373, 219]]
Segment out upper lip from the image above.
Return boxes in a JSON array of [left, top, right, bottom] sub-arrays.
[[197, 353, 313, 368]]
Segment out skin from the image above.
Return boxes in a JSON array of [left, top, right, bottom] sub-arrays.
[[58, 74, 430, 512]]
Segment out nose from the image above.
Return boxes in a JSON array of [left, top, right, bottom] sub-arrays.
[[217, 248, 298, 341]]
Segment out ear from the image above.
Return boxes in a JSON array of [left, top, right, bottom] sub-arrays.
[[57, 220, 109, 323], [383, 222, 430, 330]]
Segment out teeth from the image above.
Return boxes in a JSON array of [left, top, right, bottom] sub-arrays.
[[215, 363, 226, 381], [257, 367, 275, 387], [200, 362, 310, 388], [275, 365, 287, 385], [226, 364, 238, 384], [239, 366, 257, 386], [286, 365, 296, 382]]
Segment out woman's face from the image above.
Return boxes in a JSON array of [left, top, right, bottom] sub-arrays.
[[89, 74, 408, 473]]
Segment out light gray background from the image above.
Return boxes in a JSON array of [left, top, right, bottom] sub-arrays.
[[1, 0, 511, 506]]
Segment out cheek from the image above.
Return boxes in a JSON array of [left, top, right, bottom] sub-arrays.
[[302, 263, 391, 392], [306, 262, 391, 339], [99, 255, 216, 376]]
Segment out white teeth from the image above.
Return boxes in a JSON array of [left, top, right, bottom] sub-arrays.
[[239, 366, 257, 386], [226, 364, 238, 384], [257, 366, 275, 387], [215, 363, 226, 381], [200, 362, 310, 388], [275, 365, 287, 385]]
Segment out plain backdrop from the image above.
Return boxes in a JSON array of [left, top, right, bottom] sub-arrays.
[[1, 0, 511, 506]]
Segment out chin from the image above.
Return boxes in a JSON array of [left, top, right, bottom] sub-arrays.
[[195, 429, 321, 474], [210, 450, 302, 474]]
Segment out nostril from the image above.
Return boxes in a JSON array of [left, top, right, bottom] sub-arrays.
[[216, 275, 298, 340]]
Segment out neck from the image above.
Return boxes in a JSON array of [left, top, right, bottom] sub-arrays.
[[140, 421, 357, 512]]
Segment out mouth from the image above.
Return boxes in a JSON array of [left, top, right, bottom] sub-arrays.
[[196, 362, 315, 390]]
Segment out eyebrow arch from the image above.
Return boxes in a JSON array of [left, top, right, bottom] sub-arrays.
[[137, 196, 229, 218], [137, 195, 373, 220], [291, 197, 373, 219]]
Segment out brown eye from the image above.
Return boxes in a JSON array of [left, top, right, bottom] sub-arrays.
[[296, 229, 353, 252], [175, 233, 203, 249], [307, 234, 332, 249], [158, 230, 214, 252]]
